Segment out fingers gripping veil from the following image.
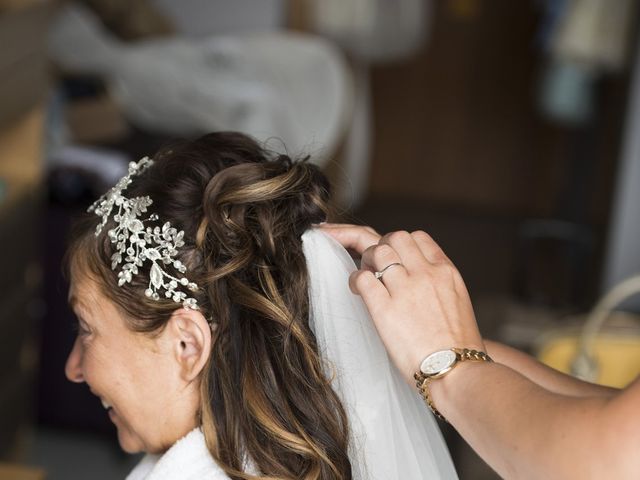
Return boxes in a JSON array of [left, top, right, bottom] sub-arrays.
[[301, 229, 458, 480]]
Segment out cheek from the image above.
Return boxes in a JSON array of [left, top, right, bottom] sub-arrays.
[[112, 363, 184, 454], [81, 343, 119, 389]]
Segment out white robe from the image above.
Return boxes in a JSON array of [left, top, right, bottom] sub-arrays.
[[125, 428, 230, 480]]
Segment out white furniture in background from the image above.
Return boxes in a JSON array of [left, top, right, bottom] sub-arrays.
[[602, 29, 640, 310], [153, 0, 432, 208], [151, 0, 286, 37], [48, 4, 353, 173], [49, 0, 431, 207]]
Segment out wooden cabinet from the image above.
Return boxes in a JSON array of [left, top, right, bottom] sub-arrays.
[[0, 1, 53, 130], [0, 462, 44, 480], [0, 107, 45, 460]]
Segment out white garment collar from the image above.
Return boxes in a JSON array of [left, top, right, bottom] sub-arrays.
[[125, 428, 230, 480]]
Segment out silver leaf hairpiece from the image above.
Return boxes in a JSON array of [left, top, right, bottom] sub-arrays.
[[88, 157, 199, 309]]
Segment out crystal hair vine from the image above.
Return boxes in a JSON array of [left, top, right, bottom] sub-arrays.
[[87, 157, 199, 310]]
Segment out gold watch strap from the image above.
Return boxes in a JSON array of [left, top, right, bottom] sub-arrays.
[[414, 348, 493, 422]]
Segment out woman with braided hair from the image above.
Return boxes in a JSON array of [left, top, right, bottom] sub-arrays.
[[64, 132, 457, 480]]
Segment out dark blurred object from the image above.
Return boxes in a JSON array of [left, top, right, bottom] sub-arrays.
[[516, 83, 616, 309], [47, 144, 130, 202], [0, 107, 45, 460], [516, 219, 594, 308], [60, 74, 106, 100], [47, 167, 97, 206], [37, 202, 115, 435], [80, 0, 174, 40], [0, 0, 56, 130]]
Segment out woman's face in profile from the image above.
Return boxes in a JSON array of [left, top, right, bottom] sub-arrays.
[[65, 272, 199, 454]]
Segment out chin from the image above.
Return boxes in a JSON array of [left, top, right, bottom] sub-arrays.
[[117, 428, 146, 454]]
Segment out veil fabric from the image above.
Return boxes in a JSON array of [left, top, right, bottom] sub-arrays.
[[301, 229, 458, 480]]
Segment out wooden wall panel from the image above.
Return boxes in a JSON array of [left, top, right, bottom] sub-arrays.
[[369, 0, 568, 215]]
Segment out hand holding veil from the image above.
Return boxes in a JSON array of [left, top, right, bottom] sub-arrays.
[[302, 229, 458, 480]]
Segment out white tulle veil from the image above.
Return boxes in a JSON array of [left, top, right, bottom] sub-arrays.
[[301, 229, 458, 480]]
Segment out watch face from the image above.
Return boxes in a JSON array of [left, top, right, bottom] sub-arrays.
[[420, 349, 457, 375]]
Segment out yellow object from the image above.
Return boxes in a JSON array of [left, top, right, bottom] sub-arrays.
[[537, 275, 640, 389], [538, 323, 640, 388]]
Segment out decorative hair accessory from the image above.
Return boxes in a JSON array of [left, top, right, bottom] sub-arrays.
[[88, 157, 199, 309]]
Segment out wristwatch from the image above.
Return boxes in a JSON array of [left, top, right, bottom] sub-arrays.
[[414, 347, 492, 422]]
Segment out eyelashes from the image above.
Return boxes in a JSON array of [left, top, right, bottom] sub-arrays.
[[71, 317, 92, 337]]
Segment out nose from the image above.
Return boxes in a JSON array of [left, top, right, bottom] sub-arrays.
[[65, 337, 85, 383]]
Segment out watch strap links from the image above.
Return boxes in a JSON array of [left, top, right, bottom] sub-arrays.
[[414, 348, 493, 422], [414, 375, 447, 421]]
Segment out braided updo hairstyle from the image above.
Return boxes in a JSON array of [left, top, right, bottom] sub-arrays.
[[67, 132, 352, 479]]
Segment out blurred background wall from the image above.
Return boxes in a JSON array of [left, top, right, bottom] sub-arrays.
[[0, 1, 639, 479]]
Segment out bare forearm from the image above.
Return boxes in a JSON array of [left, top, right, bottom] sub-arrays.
[[320, 224, 639, 478], [431, 361, 619, 479], [484, 339, 617, 398]]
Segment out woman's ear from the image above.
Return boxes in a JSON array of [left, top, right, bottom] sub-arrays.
[[166, 308, 212, 383]]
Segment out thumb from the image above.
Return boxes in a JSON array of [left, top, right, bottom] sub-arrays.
[[348, 269, 390, 316]]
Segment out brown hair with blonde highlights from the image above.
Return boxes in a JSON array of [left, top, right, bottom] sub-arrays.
[[66, 132, 352, 479]]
